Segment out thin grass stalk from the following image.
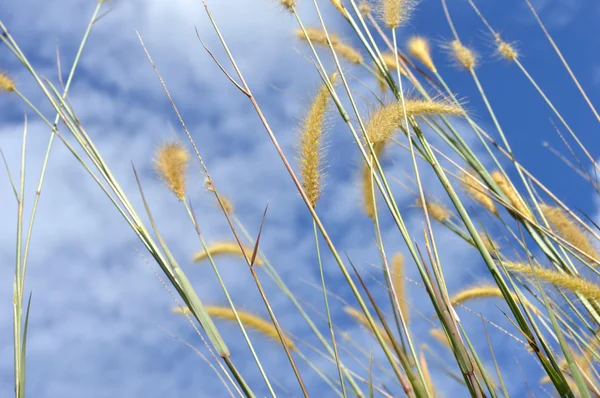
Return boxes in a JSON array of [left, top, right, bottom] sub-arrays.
[[183, 202, 276, 397]]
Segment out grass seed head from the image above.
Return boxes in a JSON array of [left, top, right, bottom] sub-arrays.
[[540, 204, 599, 263], [378, 0, 417, 29], [331, 0, 345, 14], [497, 40, 518, 61], [450, 283, 541, 315], [193, 241, 264, 266], [416, 198, 451, 223], [297, 28, 362, 64], [298, 73, 336, 207], [460, 171, 498, 216], [391, 253, 409, 323], [359, 1, 372, 16], [450, 40, 478, 70], [154, 141, 190, 201], [407, 36, 436, 72], [0, 72, 15, 92], [280, 0, 295, 11], [491, 170, 530, 218]]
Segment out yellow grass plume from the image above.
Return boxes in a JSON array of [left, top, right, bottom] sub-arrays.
[[449, 40, 478, 70], [391, 253, 409, 323], [298, 74, 336, 208], [408, 36, 436, 72], [491, 170, 531, 218], [540, 204, 599, 263], [504, 262, 600, 301], [450, 284, 541, 315], [497, 40, 518, 61], [154, 142, 190, 201], [297, 28, 363, 64], [378, 0, 416, 29], [479, 232, 499, 253], [331, 0, 345, 14], [344, 306, 395, 347], [279, 0, 295, 11], [359, 1, 371, 16], [193, 241, 263, 266], [460, 171, 498, 216], [416, 198, 451, 223], [362, 146, 383, 220], [429, 328, 451, 348], [174, 306, 294, 349], [419, 349, 436, 396], [0, 72, 15, 92]]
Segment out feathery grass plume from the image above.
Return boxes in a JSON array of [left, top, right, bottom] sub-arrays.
[[0, 72, 15, 92], [450, 284, 541, 315], [279, 0, 295, 11], [359, 1, 371, 16], [419, 350, 436, 396], [497, 39, 518, 61], [416, 197, 451, 223], [298, 73, 337, 208], [297, 27, 363, 64], [376, 52, 407, 92], [407, 36, 436, 72], [362, 146, 383, 219], [331, 0, 345, 14], [479, 232, 499, 253], [378, 0, 416, 29], [344, 306, 394, 347], [504, 262, 600, 301], [391, 253, 409, 323], [460, 170, 498, 216], [219, 196, 234, 214], [540, 204, 599, 263], [174, 306, 295, 349], [193, 241, 264, 266], [154, 141, 190, 201], [491, 170, 531, 218], [449, 40, 478, 70]]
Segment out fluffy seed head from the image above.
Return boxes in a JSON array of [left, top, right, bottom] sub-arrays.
[[479, 232, 499, 253], [298, 74, 336, 207], [391, 253, 409, 323], [504, 262, 600, 301], [280, 0, 295, 11], [344, 306, 395, 347], [193, 241, 264, 266], [416, 198, 451, 223], [154, 142, 190, 200], [331, 0, 345, 14], [449, 40, 478, 70], [460, 171, 498, 216], [378, 0, 417, 29], [297, 28, 362, 64], [497, 40, 518, 61], [540, 204, 599, 263], [380, 52, 408, 75], [407, 36, 436, 72], [0, 72, 15, 92], [362, 146, 384, 219], [359, 1, 371, 16], [450, 283, 541, 315], [419, 351, 435, 395], [491, 170, 530, 218], [174, 306, 295, 349]]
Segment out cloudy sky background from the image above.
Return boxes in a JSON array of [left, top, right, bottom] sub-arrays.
[[1, 0, 599, 396]]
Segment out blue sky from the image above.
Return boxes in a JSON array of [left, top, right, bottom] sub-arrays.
[[1, 0, 599, 397]]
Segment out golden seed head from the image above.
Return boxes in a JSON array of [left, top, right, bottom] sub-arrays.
[[380, 52, 407, 75], [220, 196, 234, 214], [416, 198, 451, 223], [362, 146, 382, 220], [193, 241, 264, 266], [280, 0, 295, 11], [359, 1, 372, 16], [0, 72, 15, 92], [344, 306, 395, 346], [491, 170, 530, 217], [391, 253, 409, 323], [331, 0, 345, 14], [298, 73, 336, 208], [407, 36, 436, 72], [497, 40, 518, 61], [154, 142, 190, 201], [460, 171, 498, 216], [297, 28, 362, 64], [174, 306, 294, 349], [540, 204, 599, 263], [450, 40, 478, 70], [378, 0, 417, 29], [504, 262, 600, 301], [450, 283, 541, 315], [479, 232, 499, 253]]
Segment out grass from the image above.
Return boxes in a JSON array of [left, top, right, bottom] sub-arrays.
[[2, 0, 600, 396]]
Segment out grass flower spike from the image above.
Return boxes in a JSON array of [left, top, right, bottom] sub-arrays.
[[379, 0, 417, 29], [497, 39, 518, 61], [450, 40, 478, 70], [193, 241, 264, 266], [297, 28, 363, 64], [279, 0, 295, 11], [407, 36, 436, 72], [391, 253, 409, 323], [460, 171, 498, 216], [0, 72, 15, 92], [154, 141, 190, 201], [298, 73, 336, 207], [416, 198, 451, 223]]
